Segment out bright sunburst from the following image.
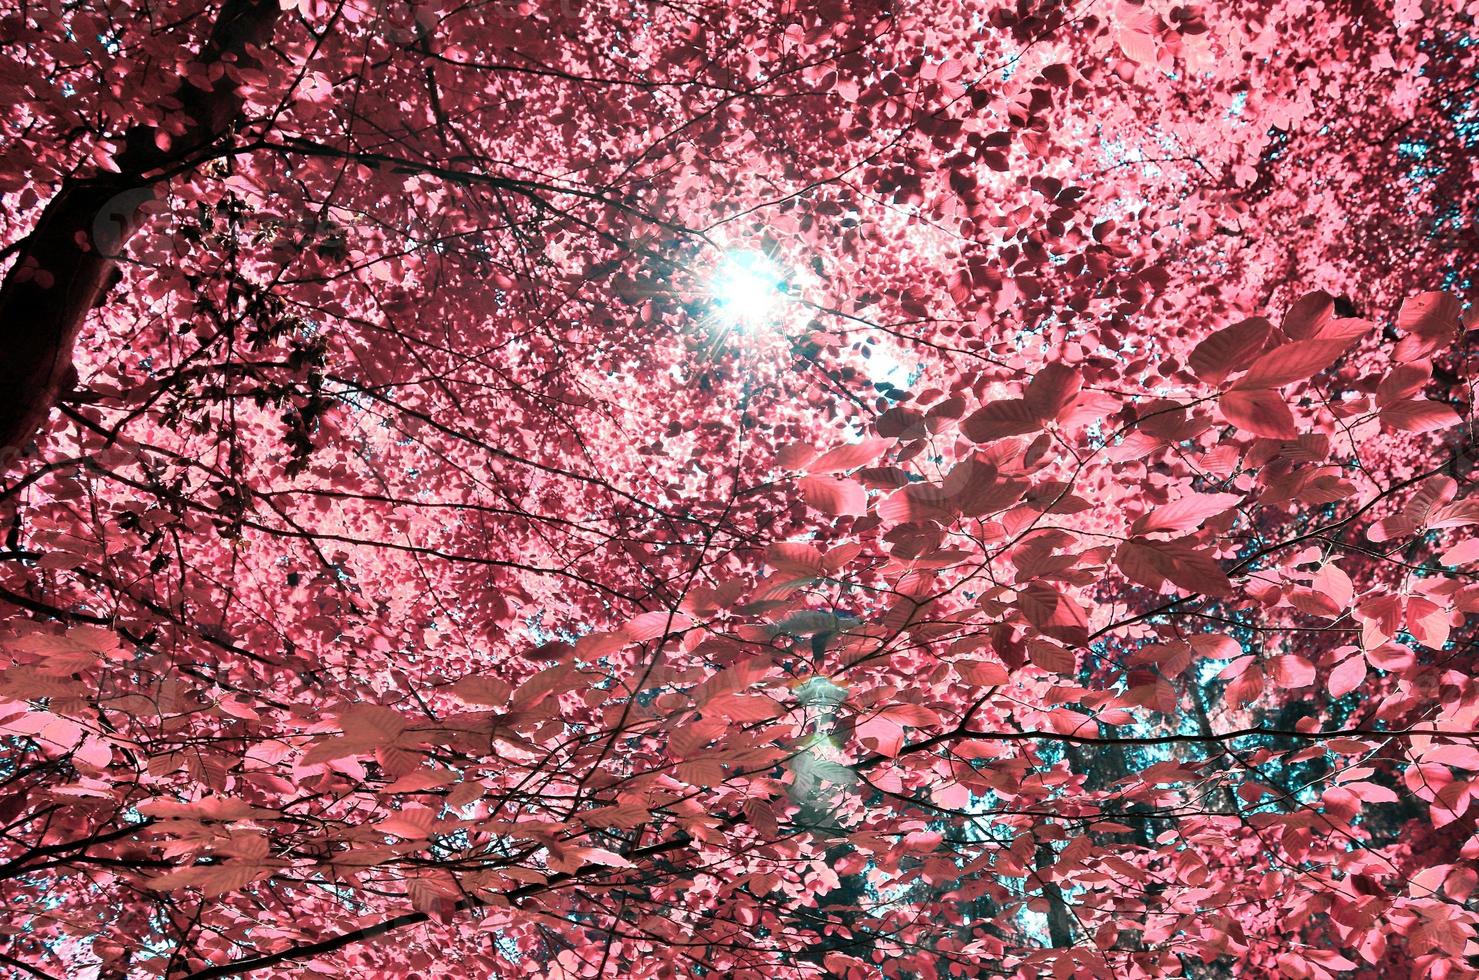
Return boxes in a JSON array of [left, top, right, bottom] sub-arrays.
[[709, 250, 787, 330]]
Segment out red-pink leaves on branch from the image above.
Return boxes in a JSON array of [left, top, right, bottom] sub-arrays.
[[1188, 316, 1274, 385], [1130, 491, 1243, 536], [1219, 388, 1299, 439], [1114, 537, 1233, 596], [1231, 335, 1360, 390], [808, 437, 890, 474], [962, 364, 1084, 442], [1396, 291, 1464, 361], [961, 397, 1044, 443], [1023, 362, 1083, 420], [0, 3, 1476, 976]]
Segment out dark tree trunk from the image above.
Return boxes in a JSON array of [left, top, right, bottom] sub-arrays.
[[0, 0, 280, 455], [1035, 842, 1076, 948]]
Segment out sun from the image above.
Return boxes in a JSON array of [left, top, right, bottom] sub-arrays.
[[709, 250, 787, 329]]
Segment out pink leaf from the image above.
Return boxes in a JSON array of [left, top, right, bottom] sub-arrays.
[[1441, 538, 1479, 566], [808, 438, 889, 474], [1380, 399, 1462, 433], [1024, 363, 1082, 420], [624, 610, 693, 642], [960, 399, 1041, 442], [1119, 538, 1232, 596], [1191, 635, 1242, 660], [1428, 499, 1479, 529], [798, 474, 867, 516], [1281, 290, 1335, 339], [1188, 316, 1274, 385], [879, 703, 943, 728], [1396, 290, 1461, 360], [1312, 563, 1354, 610], [953, 659, 1009, 686], [1271, 654, 1315, 688], [1377, 361, 1432, 406], [1232, 338, 1352, 389], [1017, 582, 1089, 644], [1131, 492, 1242, 535], [1220, 388, 1298, 439], [1328, 654, 1366, 698], [1027, 640, 1076, 675]]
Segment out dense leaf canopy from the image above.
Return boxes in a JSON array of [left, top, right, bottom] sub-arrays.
[[1, 0, 1478, 976]]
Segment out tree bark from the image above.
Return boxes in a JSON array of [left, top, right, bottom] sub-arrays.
[[1188, 679, 1241, 813], [0, 0, 280, 456], [1034, 842, 1076, 948]]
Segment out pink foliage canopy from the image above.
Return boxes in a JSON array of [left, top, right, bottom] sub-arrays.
[[1, 0, 1478, 977]]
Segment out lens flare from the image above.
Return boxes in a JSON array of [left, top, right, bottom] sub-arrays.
[[710, 250, 786, 329]]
